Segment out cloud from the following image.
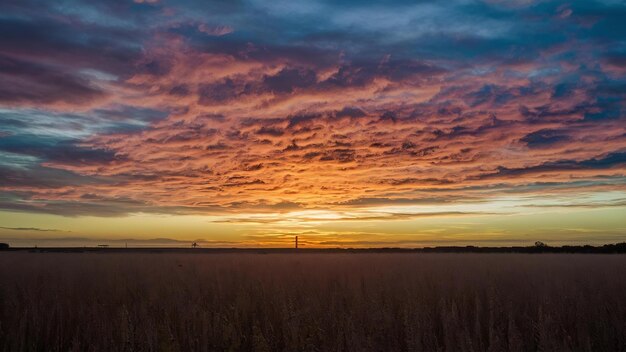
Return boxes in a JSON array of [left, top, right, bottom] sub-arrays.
[[198, 79, 240, 104], [263, 67, 317, 93], [525, 200, 626, 209], [0, 0, 624, 219], [335, 107, 367, 118], [213, 210, 496, 224], [198, 24, 233, 36], [0, 134, 122, 168], [0, 15, 138, 76], [474, 152, 626, 180], [0, 191, 223, 217], [0, 227, 64, 232], [0, 236, 242, 248], [256, 126, 285, 137], [0, 56, 106, 107], [0, 163, 105, 189], [520, 129, 571, 148]]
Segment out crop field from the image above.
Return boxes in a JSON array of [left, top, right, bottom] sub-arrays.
[[0, 252, 625, 351]]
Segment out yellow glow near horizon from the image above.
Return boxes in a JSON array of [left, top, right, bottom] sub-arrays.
[[1, 197, 625, 247]]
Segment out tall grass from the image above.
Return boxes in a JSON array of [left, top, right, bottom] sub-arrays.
[[0, 253, 624, 351]]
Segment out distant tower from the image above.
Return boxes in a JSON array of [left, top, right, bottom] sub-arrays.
[[295, 236, 298, 249]]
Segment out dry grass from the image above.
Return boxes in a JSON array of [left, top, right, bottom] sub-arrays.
[[0, 253, 625, 351]]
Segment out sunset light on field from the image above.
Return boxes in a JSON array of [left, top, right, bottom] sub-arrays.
[[0, 0, 625, 247]]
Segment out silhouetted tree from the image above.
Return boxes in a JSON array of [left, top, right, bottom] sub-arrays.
[[191, 242, 199, 248], [0, 243, 9, 250], [535, 241, 547, 247]]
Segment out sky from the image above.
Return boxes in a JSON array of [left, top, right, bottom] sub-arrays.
[[0, 0, 625, 248]]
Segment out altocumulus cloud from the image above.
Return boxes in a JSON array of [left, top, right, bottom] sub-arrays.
[[0, 0, 624, 219]]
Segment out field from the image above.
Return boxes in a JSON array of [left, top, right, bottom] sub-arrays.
[[0, 252, 625, 351]]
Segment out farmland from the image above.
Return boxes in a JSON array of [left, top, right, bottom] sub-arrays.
[[0, 252, 625, 351]]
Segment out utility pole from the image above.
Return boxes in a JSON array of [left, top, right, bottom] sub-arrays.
[[295, 235, 298, 249]]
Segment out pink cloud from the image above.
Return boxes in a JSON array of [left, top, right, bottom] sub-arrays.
[[198, 24, 234, 36]]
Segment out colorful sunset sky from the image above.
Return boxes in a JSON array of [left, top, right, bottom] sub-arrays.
[[1, 0, 625, 247]]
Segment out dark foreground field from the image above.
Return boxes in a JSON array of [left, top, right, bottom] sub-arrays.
[[0, 253, 625, 351]]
